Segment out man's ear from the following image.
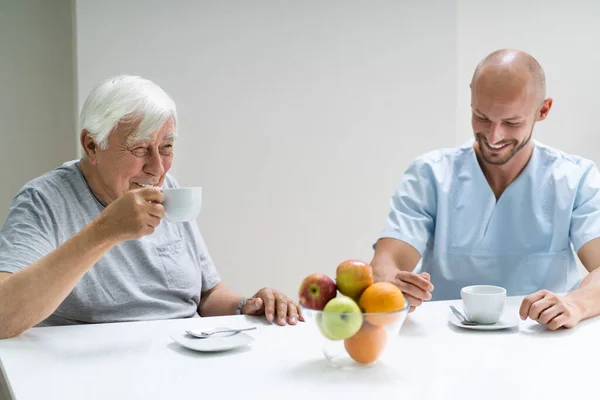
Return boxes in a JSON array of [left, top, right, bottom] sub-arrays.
[[536, 98, 553, 122], [80, 130, 98, 163]]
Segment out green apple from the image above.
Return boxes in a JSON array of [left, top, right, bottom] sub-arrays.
[[316, 313, 338, 341], [320, 296, 363, 340]]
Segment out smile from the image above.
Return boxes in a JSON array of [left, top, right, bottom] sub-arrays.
[[485, 141, 509, 150], [134, 182, 158, 188]]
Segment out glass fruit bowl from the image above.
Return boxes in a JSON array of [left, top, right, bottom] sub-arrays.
[[301, 301, 410, 368]]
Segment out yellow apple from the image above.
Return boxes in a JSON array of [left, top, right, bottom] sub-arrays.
[[335, 259, 374, 299]]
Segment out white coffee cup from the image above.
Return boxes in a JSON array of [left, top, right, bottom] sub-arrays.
[[460, 285, 506, 324], [161, 187, 202, 222]]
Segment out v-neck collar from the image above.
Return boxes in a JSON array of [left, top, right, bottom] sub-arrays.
[[467, 139, 538, 205]]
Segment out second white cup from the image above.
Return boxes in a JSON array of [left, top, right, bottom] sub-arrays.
[[460, 285, 506, 324]]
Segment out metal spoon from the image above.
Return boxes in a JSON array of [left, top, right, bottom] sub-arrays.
[[449, 305, 477, 325], [185, 327, 257, 339]]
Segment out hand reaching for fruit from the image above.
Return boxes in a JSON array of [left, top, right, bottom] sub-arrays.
[[388, 271, 434, 312]]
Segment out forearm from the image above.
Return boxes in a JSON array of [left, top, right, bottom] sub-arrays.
[[565, 267, 600, 321], [371, 239, 421, 282], [0, 221, 117, 339], [198, 283, 243, 317], [371, 254, 403, 282]]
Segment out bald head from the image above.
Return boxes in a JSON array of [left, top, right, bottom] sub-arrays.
[[469, 49, 553, 168], [471, 49, 546, 106]]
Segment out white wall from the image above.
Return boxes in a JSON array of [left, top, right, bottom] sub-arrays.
[[456, 0, 600, 276], [76, 0, 458, 297], [0, 0, 77, 224], [457, 0, 600, 163]]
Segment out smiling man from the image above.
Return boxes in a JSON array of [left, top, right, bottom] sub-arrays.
[[0, 75, 302, 339], [371, 49, 600, 330]]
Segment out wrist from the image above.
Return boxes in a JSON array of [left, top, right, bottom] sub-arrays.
[[373, 264, 397, 282], [235, 297, 248, 315], [564, 290, 587, 320], [86, 216, 120, 249]]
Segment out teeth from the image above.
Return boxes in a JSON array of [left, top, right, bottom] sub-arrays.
[[487, 142, 506, 149], [135, 183, 156, 187]]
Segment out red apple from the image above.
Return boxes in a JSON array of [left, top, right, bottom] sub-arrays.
[[336, 259, 374, 299], [298, 273, 337, 310]]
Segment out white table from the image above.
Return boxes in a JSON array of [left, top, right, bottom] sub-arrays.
[[0, 296, 596, 400]]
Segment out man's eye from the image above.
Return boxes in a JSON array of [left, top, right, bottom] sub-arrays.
[[160, 145, 174, 155], [475, 115, 488, 122], [131, 147, 148, 157], [504, 121, 520, 127]]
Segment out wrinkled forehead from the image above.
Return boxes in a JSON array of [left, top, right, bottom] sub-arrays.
[[115, 116, 176, 145]]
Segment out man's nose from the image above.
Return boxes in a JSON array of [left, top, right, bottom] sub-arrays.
[[487, 122, 505, 144], [144, 151, 165, 177]]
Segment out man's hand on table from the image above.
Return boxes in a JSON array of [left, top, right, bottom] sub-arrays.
[[519, 290, 583, 330], [243, 287, 305, 326]]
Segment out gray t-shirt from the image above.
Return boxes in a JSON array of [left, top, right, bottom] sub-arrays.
[[0, 161, 221, 326]]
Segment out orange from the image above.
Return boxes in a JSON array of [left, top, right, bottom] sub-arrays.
[[344, 322, 387, 364], [358, 282, 405, 326]]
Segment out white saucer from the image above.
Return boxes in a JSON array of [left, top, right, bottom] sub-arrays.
[[170, 331, 255, 352], [448, 309, 520, 331]]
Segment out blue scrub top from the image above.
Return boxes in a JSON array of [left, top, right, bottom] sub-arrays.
[[378, 139, 600, 300]]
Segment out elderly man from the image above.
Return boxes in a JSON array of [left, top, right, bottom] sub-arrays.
[[0, 75, 302, 339], [372, 49, 600, 330]]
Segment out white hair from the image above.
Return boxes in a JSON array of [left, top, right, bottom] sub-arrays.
[[79, 75, 178, 150]]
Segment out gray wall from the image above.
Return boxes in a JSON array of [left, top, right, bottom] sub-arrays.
[[0, 0, 77, 224]]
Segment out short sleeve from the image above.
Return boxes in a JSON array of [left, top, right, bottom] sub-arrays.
[[0, 188, 57, 273], [570, 162, 600, 253], [377, 159, 437, 256]]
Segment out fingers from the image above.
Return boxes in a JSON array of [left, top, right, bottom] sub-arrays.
[[244, 288, 307, 326], [285, 298, 303, 323], [139, 187, 164, 203], [141, 195, 164, 230], [401, 271, 434, 292], [276, 295, 288, 326], [296, 303, 305, 322], [243, 297, 264, 315], [251, 288, 304, 325], [287, 302, 298, 325], [146, 202, 165, 219], [528, 297, 554, 321], [393, 279, 429, 300], [262, 289, 276, 323], [537, 305, 562, 325], [147, 215, 162, 228], [387, 272, 433, 313], [404, 294, 421, 309], [547, 314, 568, 331], [395, 272, 433, 301], [138, 188, 165, 223], [419, 272, 431, 281], [519, 290, 573, 330], [519, 290, 550, 320]]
